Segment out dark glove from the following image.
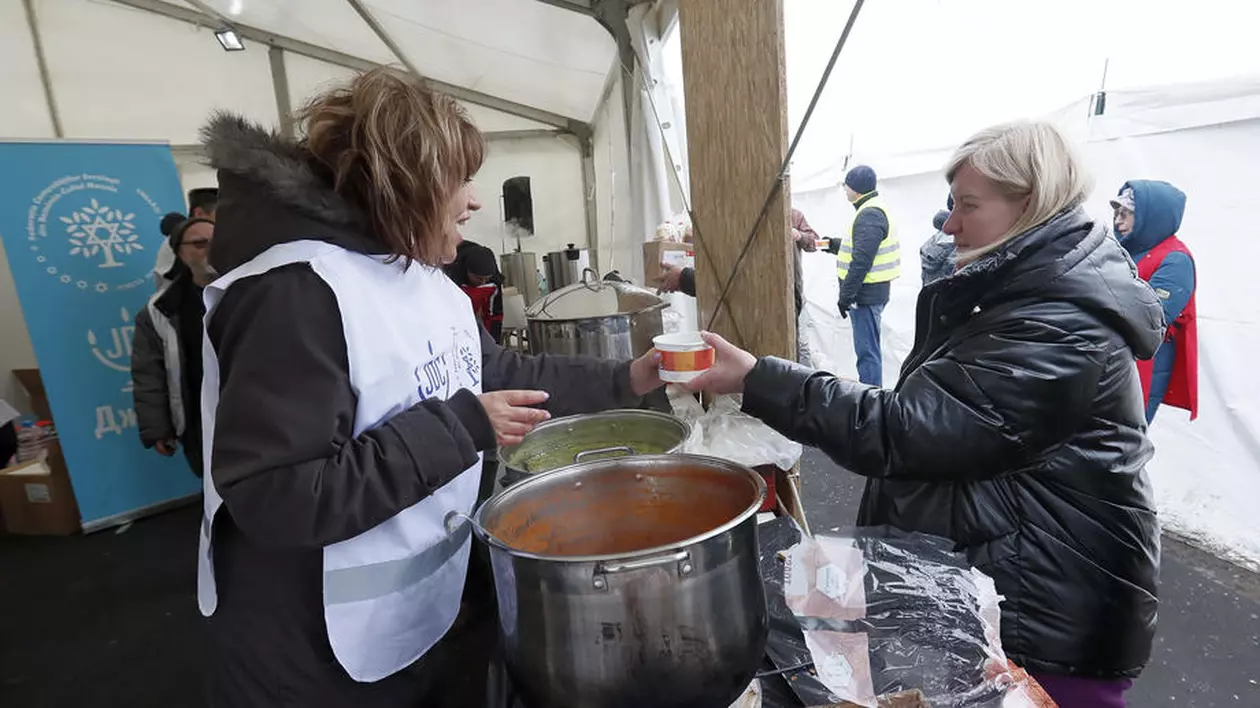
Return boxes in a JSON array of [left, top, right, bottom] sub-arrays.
[[838, 300, 852, 319]]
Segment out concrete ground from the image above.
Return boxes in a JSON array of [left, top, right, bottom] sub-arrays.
[[797, 447, 1260, 707]]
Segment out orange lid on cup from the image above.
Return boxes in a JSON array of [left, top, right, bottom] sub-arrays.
[[653, 332, 715, 383]]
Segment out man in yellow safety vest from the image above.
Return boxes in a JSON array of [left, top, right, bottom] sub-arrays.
[[829, 165, 900, 386]]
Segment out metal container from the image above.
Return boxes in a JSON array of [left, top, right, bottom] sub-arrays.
[[499, 409, 690, 486], [545, 243, 592, 291], [472, 454, 768, 708], [500, 251, 541, 306], [527, 271, 668, 360]]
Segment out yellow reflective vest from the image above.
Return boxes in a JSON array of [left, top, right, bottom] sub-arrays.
[[836, 195, 901, 283]]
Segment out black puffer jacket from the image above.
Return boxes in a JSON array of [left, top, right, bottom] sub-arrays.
[[744, 208, 1165, 679]]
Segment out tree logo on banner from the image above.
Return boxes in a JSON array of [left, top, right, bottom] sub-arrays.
[[64, 199, 142, 269], [26, 174, 166, 292]]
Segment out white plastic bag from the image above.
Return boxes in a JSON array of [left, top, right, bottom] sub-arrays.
[[672, 394, 802, 471]]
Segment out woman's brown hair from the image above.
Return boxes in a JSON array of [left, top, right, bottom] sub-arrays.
[[298, 67, 486, 266]]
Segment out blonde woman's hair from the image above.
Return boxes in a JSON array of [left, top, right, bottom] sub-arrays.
[[945, 120, 1093, 262], [298, 67, 486, 266]]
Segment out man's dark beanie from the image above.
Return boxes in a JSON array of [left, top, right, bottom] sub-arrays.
[[844, 165, 877, 195]]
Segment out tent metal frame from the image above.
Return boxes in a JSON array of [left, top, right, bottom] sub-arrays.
[[21, 0, 64, 138]]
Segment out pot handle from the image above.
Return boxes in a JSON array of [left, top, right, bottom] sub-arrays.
[[574, 445, 636, 464], [595, 549, 692, 581], [444, 510, 490, 543]]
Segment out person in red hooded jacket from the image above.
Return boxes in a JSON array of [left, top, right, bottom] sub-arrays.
[[1111, 181, 1198, 423], [445, 241, 504, 343]]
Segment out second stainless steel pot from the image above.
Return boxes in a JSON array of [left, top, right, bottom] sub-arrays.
[[498, 409, 690, 486], [526, 271, 667, 360], [471, 454, 769, 708]]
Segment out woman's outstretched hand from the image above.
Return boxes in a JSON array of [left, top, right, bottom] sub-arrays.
[[680, 332, 757, 395], [478, 390, 551, 446]]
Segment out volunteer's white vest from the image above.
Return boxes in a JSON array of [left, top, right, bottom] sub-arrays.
[[196, 240, 483, 683]]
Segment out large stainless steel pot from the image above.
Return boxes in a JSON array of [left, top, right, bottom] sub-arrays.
[[526, 270, 668, 360], [499, 409, 690, 486], [471, 454, 768, 708]]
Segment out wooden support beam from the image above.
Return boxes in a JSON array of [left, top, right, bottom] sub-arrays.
[[678, 0, 794, 359]]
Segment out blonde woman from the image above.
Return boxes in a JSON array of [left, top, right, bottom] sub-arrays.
[[686, 121, 1163, 707], [196, 69, 663, 707]]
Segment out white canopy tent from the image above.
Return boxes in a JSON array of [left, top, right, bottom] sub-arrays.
[[791, 79, 1260, 571], [0, 0, 685, 405]]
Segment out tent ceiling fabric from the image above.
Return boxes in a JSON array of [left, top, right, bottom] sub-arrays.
[[1, 1, 56, 138], [366, 0, 615, 121], [31, 0, 279, 144], [283, 53, 552, 134], [184, 0, 398, 65], [177, 0, 616, 122]]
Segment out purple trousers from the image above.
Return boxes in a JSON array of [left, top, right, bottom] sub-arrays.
[[1031, 673, 1133, 708]]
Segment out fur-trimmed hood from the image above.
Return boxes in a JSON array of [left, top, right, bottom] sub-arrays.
[[199, 112, 381, 274]]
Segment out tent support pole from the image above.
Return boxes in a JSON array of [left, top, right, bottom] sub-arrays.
[[268, 47, 296, 139], [586, 0, 638, 152], [22, 0, 64, 138], [678, 0, 794, 358], [105, 0, 586, 133], [578, 131, 601, 270]]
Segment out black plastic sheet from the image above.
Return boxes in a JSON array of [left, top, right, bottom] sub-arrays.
[[766, 523, 1040, 708]]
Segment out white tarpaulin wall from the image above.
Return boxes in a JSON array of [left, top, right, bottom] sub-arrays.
[[793, 81, 1260, 570], [655, 0, 1260, 568]]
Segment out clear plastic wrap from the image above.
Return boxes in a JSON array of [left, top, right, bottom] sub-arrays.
[[779, 528, 1055, 708], [661, 306, 684, 335], [652, 212, 694, 243], [670, 394, 802, 471]]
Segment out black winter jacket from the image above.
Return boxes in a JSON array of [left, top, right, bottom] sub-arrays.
[[744, 208, 1165, 679]]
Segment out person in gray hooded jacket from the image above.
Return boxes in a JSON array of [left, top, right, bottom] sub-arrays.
[[131, 213, 217, 477], [920, 204, 955, 286]]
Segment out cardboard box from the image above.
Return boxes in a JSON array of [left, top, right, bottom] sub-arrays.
[[2, 369, 81, 535], [0, 438, 81, 535], [643, 241, 695, 287], [14, 368, 52, 422]]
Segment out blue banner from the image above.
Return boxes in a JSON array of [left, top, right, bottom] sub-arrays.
[[0, 141, 199, 527]]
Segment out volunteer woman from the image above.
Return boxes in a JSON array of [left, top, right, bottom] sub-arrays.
[[685, 121, 1162, 707], [196, 69, 665, 707]]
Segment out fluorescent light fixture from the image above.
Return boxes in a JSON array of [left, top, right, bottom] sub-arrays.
[[215, 28, 245, 52]]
